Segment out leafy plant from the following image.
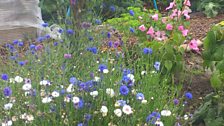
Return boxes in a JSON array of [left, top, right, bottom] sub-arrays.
[[197, 0, 224, 18]]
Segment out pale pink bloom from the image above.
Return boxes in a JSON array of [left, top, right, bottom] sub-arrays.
[[170, 9, 177, 19], [184, 0, 191, 6], [189, 39, 199, 52], [139, 25, 146, 32], [178, 25, 184, 31], [166, 2, 175, 10], [162, 17, 167, 24], [184, 14, 190, 20], [146, 26, 155, 37], [152, 14, 158, 21], [178, 10, 182, 18], [166, 24, 173, 31], [155, 31, 167, 41], [182, 29, 189, 36]]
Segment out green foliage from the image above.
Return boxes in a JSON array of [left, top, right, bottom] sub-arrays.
[[197, 0, 224, 18], [191, 92, 224, 126], [203, 22, 224, 90]]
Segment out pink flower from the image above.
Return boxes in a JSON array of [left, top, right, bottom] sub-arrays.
[[64, 54, 72, 59], [182, 29, 189, 36], [146, 26, 155, 36], [182, 10, 190, 20], [189, 39, 199, 52], [152, 14, 158, 21], [184, 0, 191, 6], [154, 31, 167, 41], [139, 25, 146, 32], [166, 24, 173, 31], [166, 2, 175, 10], [178, 25, 184, 31]]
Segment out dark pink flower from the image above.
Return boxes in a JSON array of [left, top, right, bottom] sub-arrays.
[[64, 54, 72, 59]]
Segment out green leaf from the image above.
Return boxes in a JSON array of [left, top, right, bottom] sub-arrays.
[[210, 71, 223, 89], [164, 60, 173, 71]]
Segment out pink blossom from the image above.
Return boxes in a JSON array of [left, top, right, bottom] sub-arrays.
[[139, 25, 146, 32], [184, 14, 190, 20], [178, 25, 184, 31], [154, 31, 167, 41], [182, 29, 189, 36], [189, 39, 199, 52], [146, 26, 155, 36], [152, 14, 158, 21], [166, 24, 173, 31], [166, 2, 175, 10], [184, 0, 191, 6], [138, 16, 143, 20]]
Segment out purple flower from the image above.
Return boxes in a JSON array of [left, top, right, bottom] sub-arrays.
[[18, 41, 24, 47], [154, 61, 160, 71], [136, 93, 145, 100], [1, 74, 8, 81], [64, 54, 72, 59], [13, 40, 19, 45], [119, 85, 129, 96], [18, 61, 25, 66], [58, 29, 64, 33], [185, 92, 193, 99], [35, 44, 43, 51], [173, 99, 179, 105], [129, 10, 134, 16], [108, 41, 113, 47], [143, 48, 153, 54], [53, 42, 58, 46], [3, 87, 12, 97], [37, 36, 45, 43], [84, 114, 92, 121]]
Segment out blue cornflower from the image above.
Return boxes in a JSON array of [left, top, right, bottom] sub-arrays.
[[58, 28, 64, 33], [146, 111, 161, 124], [136, 93, 145, 100], [74, 99, 84, 109], [87, 47, 98, 54], [53, 42, 58, 46], [107, 32, 111, 38], [18, 61, 25, 66], [60, 89, 65, 95], [116, 100, 127, 106], [98, 64, 107, 72], [88, 36, 93, 41], [37, 36, 45, 43], [119, 85, 129, 96], [69, 77, 77, 84], [185, 92, 193, 99], [154, 61, 160, 71], [42, 22, 49, 27], [110, 5, 116, 12], [130, 27, 135, 33], [95, 19, 102, 25], [3, 87, 12, 97], [45, 34, 51, 39], [143, 48, 153, 54], [1, 74, 8, 81], [13, 40, 19, 45], [84, 114, 92, 121], [129, 10, 134, 16], [77, 123, 84, 126], [66, 29, 74, 35], [30, 44, 36, 50], [18, 41, 24, 47], [108, 41, 113, 47]]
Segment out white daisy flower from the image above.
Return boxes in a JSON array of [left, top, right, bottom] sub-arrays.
[[114, 109, 122, 117], [42, 96, 52, 103], [15, 76, 23, 83], [100, 106, 108, 113], [66, 84, 74, 93], [155, 120, 164, 126], [106, 88, 115, 97], [51, 91, 60, 98], [4, 103, 13, 110], [161, 110, 172, 116], [9, 78, 15, 83], [90, 91, 98, 97], [94, 76, 100, 82], [72, 97, 80, 104], [40, 80, 50, 86], [141, 71, 147, 75], [22, 83, 32, 91], [2, 120, 12, 126]]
